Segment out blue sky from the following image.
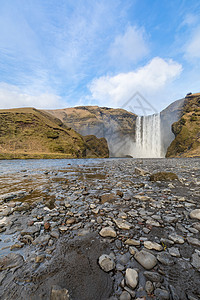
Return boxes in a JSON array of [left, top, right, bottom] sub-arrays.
[[0, 0, 200, 114]]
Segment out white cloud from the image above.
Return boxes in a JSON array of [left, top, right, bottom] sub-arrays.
[[88, 57, 182, 112], [0, 83, 65, 109], [181, 14, 198, 27], [184, 26, 200, 60], [108, 26, 149, 67]]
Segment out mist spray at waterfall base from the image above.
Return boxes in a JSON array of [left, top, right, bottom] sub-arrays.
[[132, 113, 164, 158]]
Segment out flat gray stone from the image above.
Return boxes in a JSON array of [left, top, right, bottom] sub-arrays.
[[99, 227, 117, 238], [157, 252, 175, 265], [134, 250, 157, 270], [125, 268, 138, 289], [190, 209, 200, 220], [99, 254, 115, 272]]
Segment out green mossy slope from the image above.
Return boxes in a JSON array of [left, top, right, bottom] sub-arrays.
[[0, 108, 109, 159], [166, 94, 200, 157]]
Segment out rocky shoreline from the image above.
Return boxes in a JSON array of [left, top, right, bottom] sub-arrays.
[[0, 158, 200, 299]]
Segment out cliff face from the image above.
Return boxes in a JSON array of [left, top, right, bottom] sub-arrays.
[[46, 106, 137, 157], [166, 93, 200, 157], [0, 108, 109, 159], [160, 98, 185, 155]]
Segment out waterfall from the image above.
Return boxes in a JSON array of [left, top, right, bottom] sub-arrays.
[[133, 113, 163, 158]]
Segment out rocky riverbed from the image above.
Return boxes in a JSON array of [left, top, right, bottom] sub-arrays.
[[0, 158, 199, 300]]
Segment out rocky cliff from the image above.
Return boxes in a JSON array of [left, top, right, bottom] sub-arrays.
[[46, 106, 137, 157], [0, 108, 109, 159], [160, 98, 185, 155], [166, 93, 200, 157]]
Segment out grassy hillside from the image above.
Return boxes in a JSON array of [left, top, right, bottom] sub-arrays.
[[0, 107, 109, 159], [166, 93, 200, 157]]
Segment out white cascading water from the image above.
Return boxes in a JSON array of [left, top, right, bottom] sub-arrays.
[[133, 113, 163, 158]]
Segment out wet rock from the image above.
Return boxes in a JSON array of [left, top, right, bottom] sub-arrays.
[[119, 291, 131, 300], [51, 231, 60, 239], [145, 280, 154, 294], [99, 227, 117, 238], [134, 250, 157, 270], [157, 252, 175, 265], [144, 271, 162, 282], [115, 239, 122, 249], [0, 253, 24, 270], [134, 195, 150, 201], [66, 218, 76, 225], [59, 226, 68, 232], [44, 222, 51, 230], [144, 241, 163, 251], [116, 190, 124, 198], [160, 238, 174, 247], [193, 223, 200, 231], [10, 242, 24, 250], [135, 167, 148, 176], [150, 172, 178, 181], [191, 251, 200, 271], [20, 234, 34, 244], [14, 203, 30, 212], [50, 285, 70, 300], [32, 234, 50, 246], [189, 209, 200, 220], [125, 239, 140, 246], [168, 233, 184, 244], [99, 254, 115, 272], [100, 193, 115, 204], [168, 247, 180, 257], [146, 219, 160, 227], [21, 225, 40, 236], [35, 254, 46, 263], [114, 218, 132, 230], [0, 216, 11, 227], [154, 288, 170, 299], [129, 246, 137, 255], [124, 286, 135, 298], [163, 215, 178, 223], [118, 253, 131, 265], [97, 216, 103, 224], [187, 237, 200, 247], [2, 207, 13, 216], [0, 191, 27, 202], [125, 268, 138, 289]]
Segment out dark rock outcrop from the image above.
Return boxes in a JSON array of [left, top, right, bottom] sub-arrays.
[[160, 98, 185, 155]]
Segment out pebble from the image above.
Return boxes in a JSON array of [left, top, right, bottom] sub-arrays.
[[154, 288, 170, 300], [125, 268, 138, 289], [144, 241, 163, 251], [168, 247, 180, 257], [157, 252, 175, 265], [125, 239, 140, 246], [187, 237, 200, 247], [98, 254, 115, 272], [145, 280, 154, 294], [189, 209, 200, 220], [144, 271, 162, 282], [119, 291, 131, 300], [114, 219, 132, 230], [99, 227, 117, 238], [168, 233, 184, 244], [134, 250, 157, 270]]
